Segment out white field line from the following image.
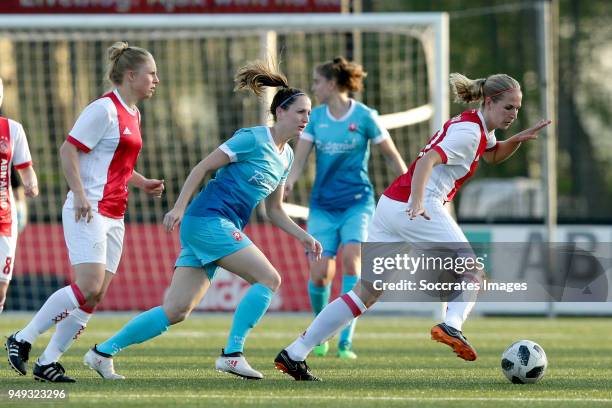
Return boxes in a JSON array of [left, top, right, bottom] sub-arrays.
[[79, 330, 605, 340], [73, 394, 612, 403]]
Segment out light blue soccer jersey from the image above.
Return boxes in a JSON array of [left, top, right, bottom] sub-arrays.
[[302, 100, 389, 210], [186, 126, 293, 230]]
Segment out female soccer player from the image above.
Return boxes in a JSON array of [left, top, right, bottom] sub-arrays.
[[0, 77, 39, 315], [275, 72, 551, 380], [6, 42, 164, 383], [84, 59, 321, 380], [285, 57, 406, 359]]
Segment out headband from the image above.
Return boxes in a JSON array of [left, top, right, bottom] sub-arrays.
[[278, 92, 305, 108]]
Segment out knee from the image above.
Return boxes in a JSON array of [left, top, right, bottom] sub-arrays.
[[311, 275, 331, 287], [163, 303, 192, 325], [260, 272, 281, 292], [80, 286, 105, 306], [342, 252, 360, 276]]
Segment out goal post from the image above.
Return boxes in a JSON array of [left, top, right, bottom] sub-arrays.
[[0, 12, 448, 312]]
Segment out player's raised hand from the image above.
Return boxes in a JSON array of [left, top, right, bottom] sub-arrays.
[[513, 119, 552, 142], [163, 206, 184, 232]]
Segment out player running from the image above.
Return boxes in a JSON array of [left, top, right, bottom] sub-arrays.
[[83, 59, 321, 380], [275, 72, 551, 380]]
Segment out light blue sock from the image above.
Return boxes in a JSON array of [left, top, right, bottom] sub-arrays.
[[96, 306, 170, 356], [308, 280, 331, 316], [224, 283, 273, 354], [338, 274, 359, 347]]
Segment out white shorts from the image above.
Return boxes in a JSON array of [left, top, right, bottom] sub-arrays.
[[62, 203, 125, 274], [368, 194, 468, 244], [0, 223, 18, 283]]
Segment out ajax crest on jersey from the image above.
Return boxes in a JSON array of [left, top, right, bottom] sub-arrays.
[[0, 140, 9, 154], [501, 340, 547, 384]]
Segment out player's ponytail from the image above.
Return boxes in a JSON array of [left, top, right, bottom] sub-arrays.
[[105, 41, 153, 86], [450, 73, 520, 105], [234, 59, 306, 121]]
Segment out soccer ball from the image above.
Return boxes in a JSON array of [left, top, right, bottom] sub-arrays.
[[501, 340, 547, 384]]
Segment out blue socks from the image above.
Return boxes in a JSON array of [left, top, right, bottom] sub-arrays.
[[338, 274, 359, 346], [96, 306, 170, 356], [224, 283, 273, 354], [308, 280, 331, 316]]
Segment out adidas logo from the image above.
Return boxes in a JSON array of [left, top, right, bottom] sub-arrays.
[[123, 126, 132, 135], [227, 360, 239, 368]]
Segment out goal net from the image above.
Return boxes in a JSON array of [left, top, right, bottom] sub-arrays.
[[0, 13, 448, 312]]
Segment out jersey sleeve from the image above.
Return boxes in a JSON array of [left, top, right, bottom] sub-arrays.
[[434, 122, 481, 165], [485, 130, 498, 151], [219, 128, 257, 163], [11, 121, 33, 169], [365, 109, 390, 144], [67, 101, 112, 153], [279, 147, 294, 184]]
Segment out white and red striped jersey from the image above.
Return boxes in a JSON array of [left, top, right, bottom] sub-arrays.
[[0, 117, 33, 236], [384, 109, 497, 203], [66, 89, 142, 219]]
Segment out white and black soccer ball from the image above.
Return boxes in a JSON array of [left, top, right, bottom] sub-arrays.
[[501, 340, 547, 384]]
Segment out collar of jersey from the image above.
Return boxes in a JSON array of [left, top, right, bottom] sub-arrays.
[[113, 89, 139, 117], [325, 99, 356, 122]]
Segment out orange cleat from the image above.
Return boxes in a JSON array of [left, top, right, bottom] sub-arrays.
[[431, 323, 477, 361]]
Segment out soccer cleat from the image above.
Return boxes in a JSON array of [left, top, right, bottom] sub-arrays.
[[84, 347, 125, 380], [337, 341, 357, 359], [215, 349, 263, 380], [312, 341, 329, 357], [6, 333, 31, 376], [430, 323, 478, 361], [33, 361, 76, 383], [274, 349, 321, 381]]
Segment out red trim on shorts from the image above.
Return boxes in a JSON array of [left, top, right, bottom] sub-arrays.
[[14, 161, 32, 170], [67, 135, 91, 153], [70, 283, 86, 306], [341, 293, 362, 318]]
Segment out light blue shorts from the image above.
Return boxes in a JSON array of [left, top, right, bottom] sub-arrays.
[[307, 201, 375, 257], [175, 216, 252, 280]]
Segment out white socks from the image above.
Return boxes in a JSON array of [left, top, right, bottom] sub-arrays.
[[17, 285, 81, 345], [444, 301, 476, 332], [286, 291, 367, 361], [38, 308, 92, 365]]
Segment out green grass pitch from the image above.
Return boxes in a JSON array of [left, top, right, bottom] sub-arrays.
[[1, 314, 611, 407]]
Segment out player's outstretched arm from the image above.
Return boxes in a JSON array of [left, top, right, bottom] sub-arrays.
[[130, 171, 164, 198], [163, 148, 230, 232], [483, 119, 551, 164]]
